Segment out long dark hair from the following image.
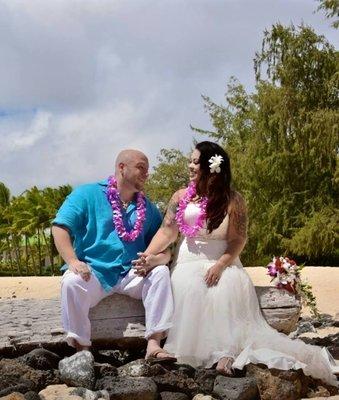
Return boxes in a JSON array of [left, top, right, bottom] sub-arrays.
[[195, 141, 232, 232]]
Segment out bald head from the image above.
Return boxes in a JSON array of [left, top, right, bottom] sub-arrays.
[[115, 149, 149, 193], [115, 149, 148, 172]]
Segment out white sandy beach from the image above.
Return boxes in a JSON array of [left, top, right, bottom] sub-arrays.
[[0, 267, 338, 318]]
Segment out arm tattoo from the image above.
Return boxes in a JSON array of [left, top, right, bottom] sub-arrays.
[[232, 194, 247, 238], [161, 198, 178, 228]]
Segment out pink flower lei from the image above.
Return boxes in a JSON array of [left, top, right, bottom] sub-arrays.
[[106, 175, 146, 242], [175, 181, 208, 237]]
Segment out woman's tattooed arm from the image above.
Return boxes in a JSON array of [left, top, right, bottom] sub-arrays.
[[230, 192, 248, 239]]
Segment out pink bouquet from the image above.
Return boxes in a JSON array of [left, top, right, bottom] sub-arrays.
[[267, 256, 301, 293]]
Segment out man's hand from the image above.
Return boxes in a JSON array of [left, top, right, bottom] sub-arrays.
[[132, 252, 157, 277], [204, 264, 224, 287], [69, 260, 91, 282]]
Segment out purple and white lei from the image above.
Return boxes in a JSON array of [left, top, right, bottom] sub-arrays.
[[106, 175, 146, 242]]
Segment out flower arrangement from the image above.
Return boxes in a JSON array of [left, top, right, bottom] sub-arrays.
[[267, 256, 319, 318]]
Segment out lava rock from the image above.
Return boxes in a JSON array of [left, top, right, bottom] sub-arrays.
[[170, 364, 196, 378], [94, 362, 117, 379], [0, 359, 60, 395], [152, 371, 202, 396], [19, 349, 61, 370], [194, 368, 219, 393], [117, 359, 166, 377], [95, 376, 157, 400], [159, 392, 189, 400], [58, 351, 95, 390], [23, 393, 41, 400], [246, 364, 306, 400], [213, 375, 258, 400]]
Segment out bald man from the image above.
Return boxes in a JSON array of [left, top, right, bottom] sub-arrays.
[[52, 150, 174, 360]]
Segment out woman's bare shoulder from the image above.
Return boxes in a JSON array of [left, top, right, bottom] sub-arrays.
[[171, 188, 186, 203]]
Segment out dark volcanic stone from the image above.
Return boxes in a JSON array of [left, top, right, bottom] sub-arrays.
[[19, 349, 61, 370], [213, 375, 259, 400], [159, 392, 189, 400], [195, 368, 219, 393], [0, 358, 60, 394], [94, 362, 118, 379], [95, 376, 157, 400], [170, 363, 196, 378], [152, 371, 203, 396], [24, 392, 41, 400], [117, 359, 167, 377], [0, 383, 34, 397]]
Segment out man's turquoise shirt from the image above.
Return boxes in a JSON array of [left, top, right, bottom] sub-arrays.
[[52, 180, 162, 292]]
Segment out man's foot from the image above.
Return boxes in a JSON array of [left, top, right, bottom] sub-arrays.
[[71, 338, 90, 352], [216, 357, 234, 376], [145, 348, 177, 364]]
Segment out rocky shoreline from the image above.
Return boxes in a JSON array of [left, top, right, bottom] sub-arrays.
[[0, 315, 338, 400]]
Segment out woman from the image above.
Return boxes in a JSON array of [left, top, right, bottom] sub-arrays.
[[134, 141, 337, 386]]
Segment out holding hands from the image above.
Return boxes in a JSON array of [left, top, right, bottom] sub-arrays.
[[132, 252, 159, 277]]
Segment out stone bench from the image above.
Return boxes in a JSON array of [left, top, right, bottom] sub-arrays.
[[0, 286, 300, 356], [89, 286, 301, 341]]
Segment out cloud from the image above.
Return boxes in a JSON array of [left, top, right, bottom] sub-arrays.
[[1, 111, 52, 155], [0, 0, 337, 194]]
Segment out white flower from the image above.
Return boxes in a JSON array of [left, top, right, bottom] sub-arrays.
[[208, 154, 224, 173]]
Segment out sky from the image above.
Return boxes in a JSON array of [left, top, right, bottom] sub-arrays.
[[0, 0, 337, 195]]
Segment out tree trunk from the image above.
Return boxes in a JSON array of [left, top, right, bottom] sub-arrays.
[[24, 235, 29, 276], [5, 236, 14, 277], [27, 238, 37, 276], [37, 228, 43, 275]]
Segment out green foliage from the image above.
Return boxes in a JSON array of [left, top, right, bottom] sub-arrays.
[[317, 0, 339, 28], [146, 149, 189, 212], [195, 24, 338, 266], [298, 279, 320, 318], [0, 183, 72, 276]]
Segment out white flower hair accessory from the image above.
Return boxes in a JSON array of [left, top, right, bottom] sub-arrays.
[[209, 154, 224, 173]]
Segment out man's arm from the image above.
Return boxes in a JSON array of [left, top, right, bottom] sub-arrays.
[[52, 225, 91, 281]]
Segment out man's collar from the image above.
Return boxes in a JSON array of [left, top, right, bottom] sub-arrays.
[[98, 179, 108, 186]]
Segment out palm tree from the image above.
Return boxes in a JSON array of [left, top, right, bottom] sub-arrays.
[[0, 183, 14, 276]]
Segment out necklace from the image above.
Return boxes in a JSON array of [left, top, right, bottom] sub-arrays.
[[175, 181, 208, 237], [106, 175, 146, 242]]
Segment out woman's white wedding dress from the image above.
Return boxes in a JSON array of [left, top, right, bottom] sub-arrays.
[[164, 203, 337, 386]]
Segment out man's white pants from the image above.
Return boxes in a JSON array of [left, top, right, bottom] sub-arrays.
[[61, 265, 173, 347]]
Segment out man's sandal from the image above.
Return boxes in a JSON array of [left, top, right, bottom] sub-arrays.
[[145, 349, 177, 364]]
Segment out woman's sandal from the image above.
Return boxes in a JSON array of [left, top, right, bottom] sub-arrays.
[[145, 348, 177, 364], [216, 357, 235, 376]]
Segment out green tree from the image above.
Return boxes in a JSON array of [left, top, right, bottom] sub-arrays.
[[195, 24, 338, 265], [146, 149, 189, 212], [318, 0, 339, 28]]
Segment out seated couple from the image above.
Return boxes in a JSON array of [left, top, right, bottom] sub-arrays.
[[52, 141, 337, 386]]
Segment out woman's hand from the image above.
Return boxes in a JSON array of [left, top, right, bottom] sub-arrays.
[[204, 263, 225, 287]]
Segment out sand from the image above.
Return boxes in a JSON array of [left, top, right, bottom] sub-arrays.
[[0, 267, 338, 317], [0, 266, 338, 317]]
